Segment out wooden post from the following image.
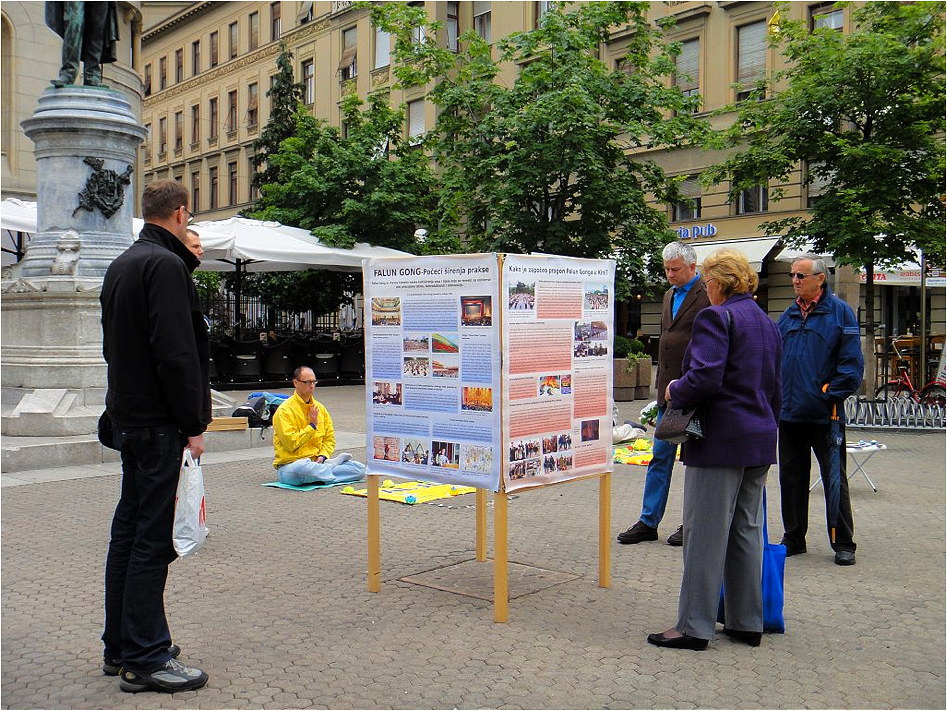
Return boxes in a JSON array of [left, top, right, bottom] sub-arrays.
[[476, 488, 487, 562], [367, 474, 381, 592], [598, 472, 611, 588], [493, 491, 509, 622]]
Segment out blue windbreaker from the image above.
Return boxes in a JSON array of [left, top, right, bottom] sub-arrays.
[[777, 286, 864, 424]]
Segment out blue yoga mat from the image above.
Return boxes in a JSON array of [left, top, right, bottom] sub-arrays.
[[262, 480, 364, 492]]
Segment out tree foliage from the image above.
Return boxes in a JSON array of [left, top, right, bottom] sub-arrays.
[[251, 42, 304, 191], [371, 1, 712, 297]]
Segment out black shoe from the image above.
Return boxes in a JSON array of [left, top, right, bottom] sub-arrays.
[[779, 537, 806, 556], [104, 644, 181, 676], [617, 521, 658, 544], [722, 628, 762, 647], [834, 549, 856, 566], [120, 658, 208, 693], [647, 631, 708, 650], [667, 525, 683, 547]]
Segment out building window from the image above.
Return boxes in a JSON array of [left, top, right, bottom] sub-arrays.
[[174, 111, 183, 151], [407, 2, 425, 44], [143, 122, 151, 162], [175, 49, 183, 83], [190, 104, 200, 145], [407, 98, 425, 141], [736, 20, 766, 102], [143, 64, 152, 96], [209, 166, 219, 210], [271, 2, 281, 41], [249, 12, 259, 51], [473, 1, 491, 43], [229, 22, 239, 59], [298, 1, 314, 24], [447, 1, 459, 51], [192, 40, 200, 75], [672, 176, 702, 222], [534, 1, 550, 29], [209, 97, 219, 139], [249, 157, 259, 200], [226, 90, 237, 134], [159, 56, 167, 90], [675, 38, 700, 100], [811, 3, 844, 32], [191, 171, 200, 212], [210, 31, 219, 67], [247, 83, 259, 127], [373, 25, 390, 69], [737, 184, 768, 214], [158, 116, 167, 156], [229, 161, 238, 206], [302, 59, 315, 104], [340, 27, 357, 81], [806, 161, 831, 208]]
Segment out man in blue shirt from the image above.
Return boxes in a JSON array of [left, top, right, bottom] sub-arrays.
[[618, 242, 711, 546]]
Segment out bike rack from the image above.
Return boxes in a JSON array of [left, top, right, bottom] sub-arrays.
[[845, 396, 946, 430]]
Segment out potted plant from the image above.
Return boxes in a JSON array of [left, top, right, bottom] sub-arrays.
[[614, 336, 652, 401]]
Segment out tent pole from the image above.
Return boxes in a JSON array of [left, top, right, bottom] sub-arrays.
[[234, 259, 243, 338]]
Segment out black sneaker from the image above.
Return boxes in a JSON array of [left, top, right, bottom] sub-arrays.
[[120, 658, 208, 693], [103, 644, 180, 676], [779, 537, 807, 557], [617, 521, 658, 544], [667, 525, 684, 547]]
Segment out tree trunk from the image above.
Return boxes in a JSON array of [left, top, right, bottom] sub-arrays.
[[863, 262, 876, 397]]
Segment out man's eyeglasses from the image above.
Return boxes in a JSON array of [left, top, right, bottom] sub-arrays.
[[789, 272, 819, 280], [182, 207, 195, 225], [296, 379, 317, 386]]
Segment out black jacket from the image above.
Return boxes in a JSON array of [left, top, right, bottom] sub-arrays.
[[101, 223, 210, 436]]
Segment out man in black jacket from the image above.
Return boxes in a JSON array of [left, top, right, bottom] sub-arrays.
[[100, 179, 211, 693]]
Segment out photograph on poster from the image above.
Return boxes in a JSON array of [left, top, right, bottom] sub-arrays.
[[508, 281, 536, 311], [371, 297, 402, 326], [372, 381, 403, 405], [584, 285, 609, 310], [432, 357, 460, 378], [461, 296, 492, 326], [403, 357, 430, 377], [561, 374, 572, 394], [575, 320, 609, 342], [581, 419, 600, 442], [373, 435, 401, 461], [401, 438, 430, 465], [432, 441, 461, 468], [509, 437, 541, 461], [539, 375, 561, 397], [432, 333, 459, 353], [462, 386, 493, 412], [574, 340, 609, 358], [510, 459, 541, 480], [542, 434, 559, 454], [403, 334, 430, 352], [462, 444, 494, 474], [558, 432, 573, 450], [546, 453, 573, 472]]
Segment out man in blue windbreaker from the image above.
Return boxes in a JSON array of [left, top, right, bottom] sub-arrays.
[[777, 256, 864, 566]]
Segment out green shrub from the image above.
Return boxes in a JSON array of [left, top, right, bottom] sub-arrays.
[[614, 336, 645, 359]]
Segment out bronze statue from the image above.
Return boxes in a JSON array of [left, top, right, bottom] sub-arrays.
[[46, 1, 120, 88]]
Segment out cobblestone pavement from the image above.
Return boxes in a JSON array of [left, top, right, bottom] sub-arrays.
[[2, 387, 944, 709]]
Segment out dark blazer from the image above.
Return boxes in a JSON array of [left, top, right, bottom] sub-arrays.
[[668, 293, 782, 468], [656, 277, 711, 407]]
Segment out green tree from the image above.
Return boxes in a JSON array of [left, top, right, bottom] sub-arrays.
[[251, 42, 305, 192], [372, 0, 711, 297], [705, 2, 945, 365]]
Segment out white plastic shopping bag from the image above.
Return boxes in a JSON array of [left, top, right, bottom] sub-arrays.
[[173, 449, 207, 557]]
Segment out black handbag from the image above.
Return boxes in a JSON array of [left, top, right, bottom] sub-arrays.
[[653, 406, 704, 444]]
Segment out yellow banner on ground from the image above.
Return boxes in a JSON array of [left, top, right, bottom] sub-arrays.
[[342, 479, 477, 505]]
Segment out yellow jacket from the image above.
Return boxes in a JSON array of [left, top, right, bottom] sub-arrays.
[[272, 392, 336, 468]]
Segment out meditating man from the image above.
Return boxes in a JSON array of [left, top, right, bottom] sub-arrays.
[[272, 367, 365, 485]]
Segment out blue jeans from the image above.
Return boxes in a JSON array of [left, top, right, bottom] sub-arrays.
[[639, 406, 678, 528], [103, 423, 182, 674], [277, 458, 365, 486]]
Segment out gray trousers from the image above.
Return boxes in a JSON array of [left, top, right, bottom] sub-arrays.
[[676, 464, 769, 640]]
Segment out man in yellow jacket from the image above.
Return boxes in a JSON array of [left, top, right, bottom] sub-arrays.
[[272, 366, 365, 485]]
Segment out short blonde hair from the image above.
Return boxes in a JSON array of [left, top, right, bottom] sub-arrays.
[[703, 249, 758, 298]]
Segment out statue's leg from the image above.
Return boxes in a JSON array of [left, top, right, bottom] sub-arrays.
[[81, 2, 109, 86], [51, 1, 83, 87]]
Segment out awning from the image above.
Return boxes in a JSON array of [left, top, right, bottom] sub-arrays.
[[859, 264, 946, 287], [690, 236, 781, 272], [772, 241, 836, 267], [338, 45, 357, 71]]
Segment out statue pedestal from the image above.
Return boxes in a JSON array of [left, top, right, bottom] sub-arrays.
[[1, 88, 145, 446]]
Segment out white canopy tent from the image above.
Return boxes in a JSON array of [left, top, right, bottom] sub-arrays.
[[690, 236, 782, 272]]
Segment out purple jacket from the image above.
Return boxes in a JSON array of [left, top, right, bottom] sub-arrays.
[[667, 293, 782, 468]]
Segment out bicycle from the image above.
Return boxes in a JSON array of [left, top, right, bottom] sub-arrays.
[[873, 336, 946, 407]]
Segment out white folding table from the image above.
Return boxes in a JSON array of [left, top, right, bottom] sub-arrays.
[[810, 442, 886, 493]]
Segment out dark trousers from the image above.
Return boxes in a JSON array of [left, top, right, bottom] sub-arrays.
[[102, 424, 182, 673], [778, 420, 856, 552], [59, 2, 108, 79]]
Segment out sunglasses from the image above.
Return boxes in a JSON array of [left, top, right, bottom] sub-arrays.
[[789, 272, 820, 280]]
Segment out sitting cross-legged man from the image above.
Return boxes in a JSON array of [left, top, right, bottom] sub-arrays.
[[272, 367, 365, 485]]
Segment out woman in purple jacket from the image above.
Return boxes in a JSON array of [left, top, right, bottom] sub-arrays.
[[647, 249, 782, 650]]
